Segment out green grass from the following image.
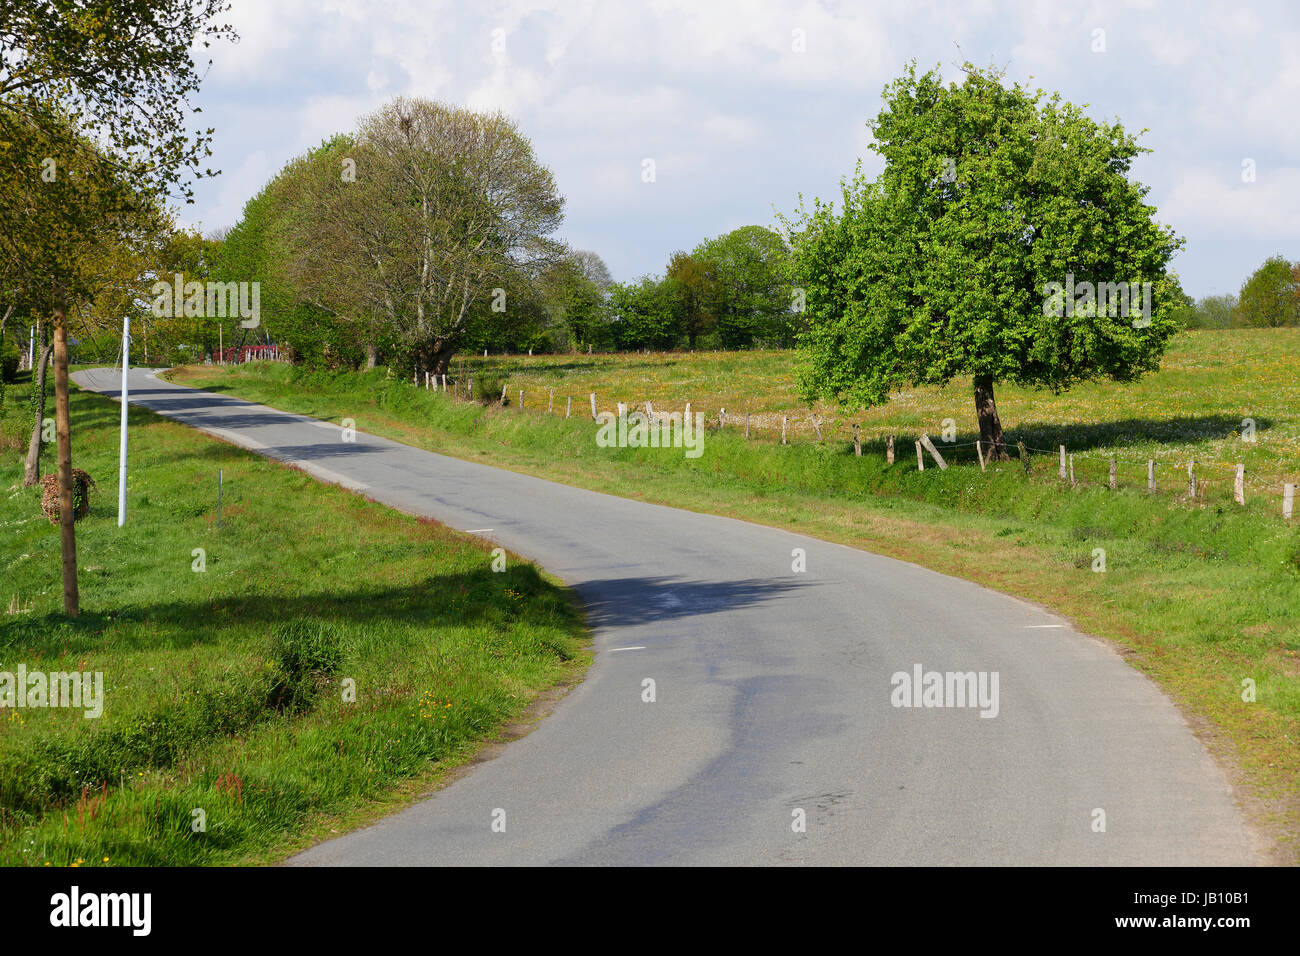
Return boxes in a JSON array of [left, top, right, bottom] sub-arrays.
[[173, 333, 1300, 861], [454, 329, 1300, 498], [0, 372, 588, 866]]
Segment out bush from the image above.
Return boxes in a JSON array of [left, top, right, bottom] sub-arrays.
[[474, 371, 510, 406], [265, 620, 347, 714]]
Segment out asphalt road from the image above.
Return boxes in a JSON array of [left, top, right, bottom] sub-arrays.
[[73, 367, 1261, 865]]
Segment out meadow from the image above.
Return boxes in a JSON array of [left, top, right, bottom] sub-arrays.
[[453, 329, 1300, 503]]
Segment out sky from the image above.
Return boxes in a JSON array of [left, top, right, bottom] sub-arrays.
[[179, 0, 1300, 300]]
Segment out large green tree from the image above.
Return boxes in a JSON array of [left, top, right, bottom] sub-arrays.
[[274, 97, 565, 375], [787, 63, 1184, 459]]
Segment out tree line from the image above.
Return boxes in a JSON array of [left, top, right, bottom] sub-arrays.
[[210, 105, 799, 371]]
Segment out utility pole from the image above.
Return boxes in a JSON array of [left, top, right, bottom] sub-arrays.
[[118, 315, 129, 527]]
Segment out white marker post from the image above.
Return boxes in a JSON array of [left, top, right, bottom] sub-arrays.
[[118, 315, 130, 527]]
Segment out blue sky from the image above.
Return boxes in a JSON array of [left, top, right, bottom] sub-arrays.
[[181, 0, 1300, 300]]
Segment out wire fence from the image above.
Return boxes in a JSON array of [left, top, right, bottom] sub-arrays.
[[410, 373, 1298, 520]]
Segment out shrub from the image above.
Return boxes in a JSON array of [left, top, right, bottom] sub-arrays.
[[265, 620, 348, 714]]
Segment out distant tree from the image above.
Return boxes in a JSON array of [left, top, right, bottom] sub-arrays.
[[568, 250, 613, 290], [608, 278, 677, 350], [665, 251, 718, 349], [274, 97, 565, 376], [541, 253, 609, 351], [1236, 255, 1299, 328], [1183, 293, 1239, 329], [692, 225, 793, 348], [786, 63, 1184, 460], [218, 140, 382, 369]]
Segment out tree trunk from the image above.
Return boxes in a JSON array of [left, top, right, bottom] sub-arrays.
[[973, 374, 1008, 461], [23, 338, 53, 486], [52, 302, 79, 616], [415, 338, 456, 377], [365, 344, 378, 369]]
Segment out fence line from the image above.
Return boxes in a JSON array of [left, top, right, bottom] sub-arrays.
[[409, 373, 1297, 520]]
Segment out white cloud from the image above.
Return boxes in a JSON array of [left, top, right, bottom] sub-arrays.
[[1162, 167, 1300, 239], [180, 0, 1300, 295]]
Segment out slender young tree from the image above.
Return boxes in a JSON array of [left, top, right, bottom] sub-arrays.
[[0, 1, 236, 615]]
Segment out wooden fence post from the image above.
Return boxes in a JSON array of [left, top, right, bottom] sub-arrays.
[[468, 377, 474, 399], [853, 424, 861, 457], [519, 390, 524, 409], [719, 408, 726, 429], [745, 413, 750, 440], [500, 382, 508, 404], [916, 440, 924, 471], [781, 416, 787, 445], [976, 440, 985, 472], [1017, 441, 1030, 474], [1068, 454, 1075, 485], [590, 393, 597, 420], [1109, 458, 1116, 489], [1284, 483, 1295, 520], [685, 402, 692, 427], [919, 434, 948, 470], [566, 396, 572, 419], [886, 435, 894, 465], [1147, 460, 1154, 492], [1234, 464, 1245, 505], [617, 401, 626, 417], [1059, 445, 1067, 479], [441, 373, 447, 391], [549, 389, 554, 413], [1188, 460, 1196, 498], [812, 416, 823, 441]]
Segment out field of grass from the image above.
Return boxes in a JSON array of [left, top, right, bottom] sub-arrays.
[[456, 329, 1300, 501], [173, 329, 1300, 861], [0, 373, 588, 865]]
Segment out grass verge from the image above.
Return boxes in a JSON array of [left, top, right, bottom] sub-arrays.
[[0, 372, 589, 866]]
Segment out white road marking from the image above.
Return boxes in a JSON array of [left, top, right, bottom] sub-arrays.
[[1024, 624, 1066, 629], [465, 528, 494, 533], [608, 646, 646, 652]]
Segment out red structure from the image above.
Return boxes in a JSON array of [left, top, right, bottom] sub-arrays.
[[215, 345, 292, 364]]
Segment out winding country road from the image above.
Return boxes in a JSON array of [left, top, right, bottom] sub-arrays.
[[74, 367, 1260, 865]]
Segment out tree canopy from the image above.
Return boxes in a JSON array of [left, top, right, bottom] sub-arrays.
[[786, 62, 1184, 458]]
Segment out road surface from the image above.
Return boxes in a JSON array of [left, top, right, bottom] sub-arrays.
[[73, 367, 1260, 865]]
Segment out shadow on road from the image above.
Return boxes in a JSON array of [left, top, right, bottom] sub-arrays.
[[576, 574, 810, 629]]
